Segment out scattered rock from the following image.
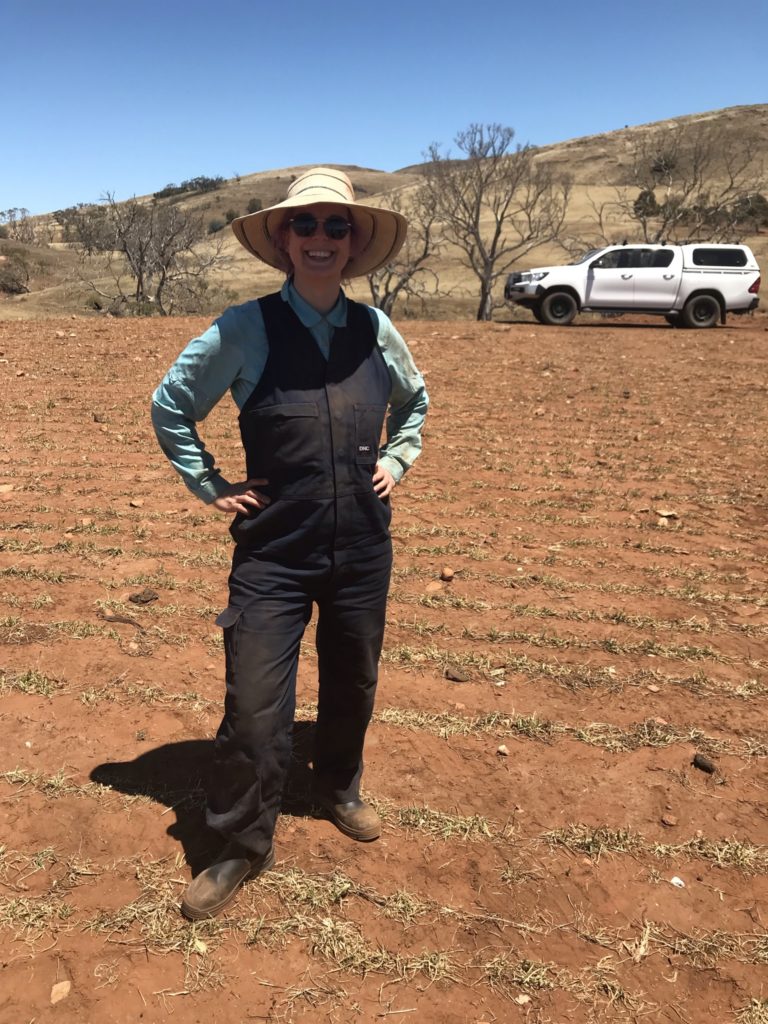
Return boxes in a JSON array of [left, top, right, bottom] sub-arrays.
[[92, 412, 107, 423], [0, 483, 14, 494], [129, 498, 144, 508], [80, 517, 93, 527], [445, 665, 470, 683], [50, 980, 71, 1004], [424, 581, 443, 593], [670, 876, 686, 889], [440, 566, 455, 582], [54, 330, 66, 339], [661, 814, 678, 827], [654, 508, 679, 519], [129, 588, 159, 605], [692, 752, 717, 774], [514, 994, 531, 1005], [497, 744, 509, 757], [647, 684, 661, 693], [453, 702, 466, 711]]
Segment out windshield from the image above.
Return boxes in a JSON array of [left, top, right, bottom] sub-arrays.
[[571, 248, 602, 265]]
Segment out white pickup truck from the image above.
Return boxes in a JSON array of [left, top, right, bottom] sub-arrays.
[[504, 243, 761, 327]]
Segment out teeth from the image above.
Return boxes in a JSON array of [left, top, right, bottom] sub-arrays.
[[307, 250, 332, 257]]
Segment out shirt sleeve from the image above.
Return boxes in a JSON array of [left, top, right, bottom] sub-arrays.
[[368, 307, 429, 482], [151, 314, 246, 503]]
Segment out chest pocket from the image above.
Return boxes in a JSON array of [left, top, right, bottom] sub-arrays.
[[245, 402, 321, 470], [354, 404, 387, 465]]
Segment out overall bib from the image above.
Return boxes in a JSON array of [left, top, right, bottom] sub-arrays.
[[207, 293, 393, 857]]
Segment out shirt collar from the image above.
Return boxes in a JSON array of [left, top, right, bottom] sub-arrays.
[[282, 279, 347, 329]]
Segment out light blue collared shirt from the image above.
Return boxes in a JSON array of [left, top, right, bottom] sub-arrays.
[[151, 280, 428, 503]]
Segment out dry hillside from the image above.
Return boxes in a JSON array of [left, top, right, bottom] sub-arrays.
[[2, 105, 766, 320]]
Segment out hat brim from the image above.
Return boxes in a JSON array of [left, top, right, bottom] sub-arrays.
[[231, 194, 408, 278]]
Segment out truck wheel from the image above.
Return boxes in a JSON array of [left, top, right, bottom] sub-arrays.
[[681, 295, 720, 329], [540, 292, 577, 326]]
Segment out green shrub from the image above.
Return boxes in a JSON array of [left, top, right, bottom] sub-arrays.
[[207, 218, 226, 234], [246, 197, 262, 214], [224, 209, 238, 223]]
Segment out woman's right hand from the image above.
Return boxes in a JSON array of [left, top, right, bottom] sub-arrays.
[[212, 479, 271, 516]]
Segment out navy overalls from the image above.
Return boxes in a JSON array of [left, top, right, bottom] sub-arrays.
[[207, 292, 393, 857]]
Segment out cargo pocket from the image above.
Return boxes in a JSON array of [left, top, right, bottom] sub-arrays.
[[354, 404, 387, 465], [215, 606, 243, 662]]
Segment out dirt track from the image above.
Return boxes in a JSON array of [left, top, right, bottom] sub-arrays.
[[1, 313, 767, 1023]]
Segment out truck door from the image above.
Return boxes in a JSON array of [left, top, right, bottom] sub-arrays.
[[585, 248, 642, 307], [631, 249, 681, 307]]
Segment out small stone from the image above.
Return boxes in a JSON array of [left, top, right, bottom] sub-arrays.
[[692, 752, 717, 774], [497, 744, 509, 756], [440, 566, 455, 582], [653, 716, 668, 725], [129, 588, 159, 605], [81, 517, 93, 527], [0, 484, 14, 494], [50, 980, 71, 1004], [424, 581, 442, 593], [129, 498, 144, 508], [445, 665, 470, 683], [205, 663, 216, 671], [514, 994, 531, 1005], [55, 330, 66, 339], [453, 702, 466, 711], [647, 684, 661, 693], [654, 508, 679, 519], [127, 641, 139, 652], [93, 412, 107, 423], [661, 814, 678, 827]]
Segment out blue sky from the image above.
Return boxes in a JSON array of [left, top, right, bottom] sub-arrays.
[[3, 0, 766, 214]]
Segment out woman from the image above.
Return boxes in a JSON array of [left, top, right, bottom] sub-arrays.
[[151, 168, 428, 919]]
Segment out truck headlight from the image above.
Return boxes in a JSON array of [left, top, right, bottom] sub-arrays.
[[530, 272, 549, 282]]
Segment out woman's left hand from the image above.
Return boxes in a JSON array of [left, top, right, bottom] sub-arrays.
[[373, 462, 396, 499]]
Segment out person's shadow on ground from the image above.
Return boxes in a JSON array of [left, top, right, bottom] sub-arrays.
[[89, 722, 316, 875]]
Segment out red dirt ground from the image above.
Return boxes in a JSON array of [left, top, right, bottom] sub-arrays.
[[1, 312, 767, 1024]]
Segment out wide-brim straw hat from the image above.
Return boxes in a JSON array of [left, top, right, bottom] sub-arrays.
[[230, 167, 408, 278]]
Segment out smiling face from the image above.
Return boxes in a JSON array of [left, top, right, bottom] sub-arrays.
[[280, 202, 355, 288]]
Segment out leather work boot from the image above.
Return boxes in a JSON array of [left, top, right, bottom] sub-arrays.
[[181, 843, 275, 921], [316, 797, 380, 841]]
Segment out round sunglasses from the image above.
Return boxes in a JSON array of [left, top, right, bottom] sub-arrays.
[[288, 214, 352, 240]]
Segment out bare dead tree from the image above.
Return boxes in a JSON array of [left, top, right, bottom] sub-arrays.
[[422, 123, 571, 320], [618, 120, 766, 242], [366, 185, 442, 316], [0, 208, 39, 245], [70, 194, 230, 315]]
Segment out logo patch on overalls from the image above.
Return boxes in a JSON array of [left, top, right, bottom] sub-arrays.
[[358, 445, 371, 453]]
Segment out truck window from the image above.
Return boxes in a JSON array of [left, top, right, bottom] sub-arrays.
[[650, 250, 674, 268], [692, 248, 748, 267], [625, 249, 654, 268], [592, 250, 623, 269]]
